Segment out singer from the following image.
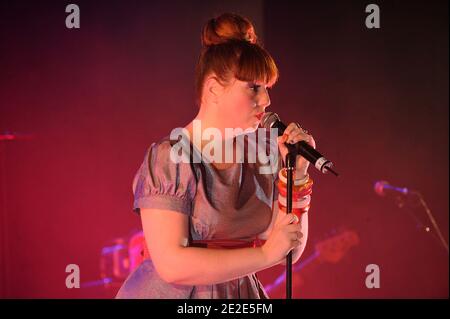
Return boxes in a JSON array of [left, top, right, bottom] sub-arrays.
[[116, 13, 316, 299]]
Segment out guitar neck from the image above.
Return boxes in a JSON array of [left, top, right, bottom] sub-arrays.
[[293, 250, 320, 272], [264, 250, 320, 293]]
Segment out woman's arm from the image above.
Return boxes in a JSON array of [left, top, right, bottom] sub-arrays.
[[141, 208, 301, 286]]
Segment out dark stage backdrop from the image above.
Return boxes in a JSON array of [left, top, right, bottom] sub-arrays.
[[0, 0, 447, 298], [260, 0, 448, 298]]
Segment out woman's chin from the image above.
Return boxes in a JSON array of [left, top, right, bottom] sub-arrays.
[[244, 125, 258, 133], [231, 126, 257, 136]]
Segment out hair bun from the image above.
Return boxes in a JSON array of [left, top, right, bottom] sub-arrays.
[[201, 13, 258, 47]]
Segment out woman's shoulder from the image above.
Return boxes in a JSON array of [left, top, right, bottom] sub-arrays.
[[141, 131, 199, 180], [147, 135, 170, 157], [132, 133, 198, 216], [135, 131, 197, 185]]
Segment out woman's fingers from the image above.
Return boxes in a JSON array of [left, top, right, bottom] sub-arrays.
[[285, 223, 302, 235], [288, 231, 303, 242], [277, 213, 299, 226], [263, 212, 305, 264], [283, 122, 298, 136]]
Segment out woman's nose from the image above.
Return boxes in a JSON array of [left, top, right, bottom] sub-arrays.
[[258, 90, 271, 109]]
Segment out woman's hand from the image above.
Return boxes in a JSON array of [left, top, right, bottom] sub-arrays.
[[279, 212, 308, 265], [261, 212, 304, 266], [277, 122, 316, 177]]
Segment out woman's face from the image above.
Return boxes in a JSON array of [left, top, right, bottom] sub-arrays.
[[218, 77, 271, 133]]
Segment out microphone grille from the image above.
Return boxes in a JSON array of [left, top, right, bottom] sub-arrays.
[[260, 112, 280, 129]]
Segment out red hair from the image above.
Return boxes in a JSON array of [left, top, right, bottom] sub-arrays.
[[195, 13, 279, 104]]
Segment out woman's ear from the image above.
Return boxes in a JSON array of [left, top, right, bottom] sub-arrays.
[[203, 75, 224, 104]]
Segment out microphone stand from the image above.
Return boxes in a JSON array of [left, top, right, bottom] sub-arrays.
[[394, 191, 448, 253], [411, 191, 448, 253], [285, 145, 298, 299]]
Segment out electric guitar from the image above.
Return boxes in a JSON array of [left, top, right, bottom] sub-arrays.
[[258, 229, 360, 298]]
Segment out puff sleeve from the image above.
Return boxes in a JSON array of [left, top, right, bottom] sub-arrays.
[[132, 141, 197, 216]]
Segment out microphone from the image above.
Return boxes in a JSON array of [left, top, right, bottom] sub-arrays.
[[261, 112, 338, 176], [374, 181, 449, 252], [374, 180, 411, 197]]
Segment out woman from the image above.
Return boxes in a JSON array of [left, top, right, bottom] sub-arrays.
[[116, 12, 316, 299]]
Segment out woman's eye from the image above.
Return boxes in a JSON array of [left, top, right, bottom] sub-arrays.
[[250, 84, 261, 92]]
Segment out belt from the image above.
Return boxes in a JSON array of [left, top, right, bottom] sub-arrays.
[[190, 237, 266, 249], [141, 237, 266, 259]]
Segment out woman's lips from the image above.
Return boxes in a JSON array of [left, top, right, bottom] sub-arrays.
[[255, 112, 265, 120]]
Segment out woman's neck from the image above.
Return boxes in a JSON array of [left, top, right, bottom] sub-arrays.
[[184, 112, 240, 165]]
